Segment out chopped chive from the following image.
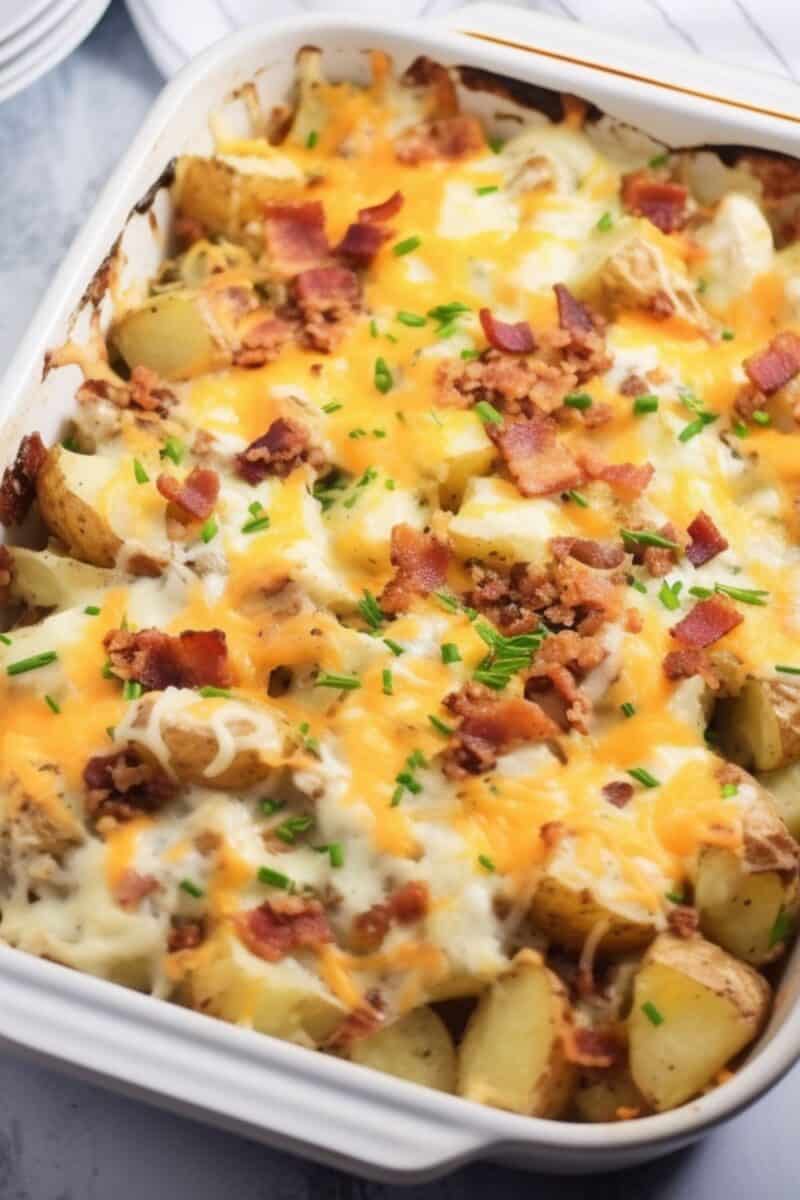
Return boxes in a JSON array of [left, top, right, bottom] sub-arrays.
[[648, 152, 669, 168], [242, 514, 271, 534], [84, 605, 101, 616], [106, 726, 115, 741], [179, 879, 204, 898], [101, 660, 115, 679], [478, 854, 496, 872], [776, 664, 800, 675], [160, 437, 185, 465], [620, 701, 636, 718], [369, 319, 379, 338], [721, 329, 735, 341], [261, 798, 286, 816], [275, 815, 314, 844], [123, 679, 143, 701], [257, 866, 292, 890], [752, 410, 771, 426], [44, 694, 61, 714], [714, 582, 768, 606], [678, 415, 714, 442], [7, 650, 58, 676], [475, 185, 499, 195], [567, 489, 589, 508], [769, 908, 793, 947], [689, 585, 712, 599], [133, 459, 149, 485], [322, 401, 343, 414], [374, 357, 393, 394], [461, 348, 480, 361], [441, 643, 461, 664], [434, 590, 460, 613], [383, 638, 404, 657], [596, 211, 614, 232], [393, 236, 421, 256], [732, 420, 749, 438], [306, 130, 318, 149], [633, 394, 659, 415], [385, 478, 396, 490], [721, 782, 738, 798], [62, 434, 78, 451], [621, 528, 679, 551], [696, 278, 708, 294], [382, 668, 393, 696], [665, 889, 684, 904], [397, 311, 426, 327], [391, 785, 404, 807], [385, 333, 399, 345], [395, 771, 422, 795], [199, 685, 231, 698], [0, 634, 11, 646], [564, 392, 592, 411], [429, 714, 454, 736], [200, 517, 218, 543], [474, 400, 503, 425], [406, 749, 427, 769], [348, 428, 367, 439], [629, 577, 647, 594], [642, 1001, 664, 1027], [628, 766, 660, 788], [358, 590, 384, 630], [488, 136, 504, 154], [328, 842, 344, 868], [658, 580, 682, 612], [249, 500, 263, 516], [314, 672, 361, 690]]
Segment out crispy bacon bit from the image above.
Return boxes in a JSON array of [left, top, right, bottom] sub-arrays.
[[670, 595, 743, 649], [394, 115, 484, 164], [479, 308, 536, 354], [540, 820, 565, 849], [232, 314, 296, 368], [336, 222, 392, 266], [437, 353, 576, 417], [442, 682, 559, 778], [350, 882, 429, 953], [550, 537, 625, 571], [292, 265, 361, 353], [389, 881, 429, 924], [667, 905, 699, 939], [686, 510, 728, 567], [103, 627, 232, 690], [358, 191, 404, 223], [157, 466, 219, 524], [580, 452, 654, 501], [489, 416, 583, 498], [114, 869, 160, 909], [565, 1026, 622, 1069], [379, 524, 449, 615], [129, 365, 175, 413], [744, 331, 800, 395], [602, 781, 634, 809], [235, 417, 317, 484], [619, 372, 648, 397], [0, 433, 47, 527], [263, 202, 329, 276], [84, 749, 177, 824], [168, 917, 206, 952], [325, 1007, 384, 1050], [524, 630, 608, 734], [554, 283, 594, 336], [663, 646, 718, 687], [622, 172, 688, 233], [624, 521, 681, 579], [236, 898, 332, 963]]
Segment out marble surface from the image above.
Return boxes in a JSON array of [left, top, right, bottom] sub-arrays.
[[0, 4, 799, 1196]]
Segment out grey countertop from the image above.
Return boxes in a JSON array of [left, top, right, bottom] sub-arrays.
[[0, 5, 798, 1196]]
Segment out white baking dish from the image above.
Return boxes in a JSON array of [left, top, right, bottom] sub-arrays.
[[2, 4, 800, 1181]]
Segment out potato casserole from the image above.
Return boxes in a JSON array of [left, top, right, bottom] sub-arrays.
[[2, 47, 800, 1123]]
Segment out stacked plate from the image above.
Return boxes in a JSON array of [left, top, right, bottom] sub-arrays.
[[0, 0, 111, 103]]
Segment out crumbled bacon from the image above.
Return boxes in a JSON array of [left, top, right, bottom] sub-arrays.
[[686, 510, 728, 567], [624, 522, 681, 578], [114, 869, 160, 909], [437, 353, 576, 417], [292, 265, 361, 352], [236, 897, 333, 963], [479, 308, 536, 354], [103, 627, 232, 690], [489, 415, 583, 498], [667, 905, 699, 939], [168, 917, 206, 952], [524, 629, 609, 733], [540, 820, 565, 850], [565, 1025, 622, 1069], [128, 365, 175, 413], [580, 452, 654, 501], [0, 433, 47, 527], [336, 222, 392, 266], [670, 595, 743, 649], [553, 283, 594, 336], [232, 314, 296, 368], [83, 749, 177, 824], [358, 191, 404, 223], [156, 466, 219, 525], [550, 537, 625, 571], [602, 781, 634, 808], [350, 882, 429, 953], [619, 373, 648, 398], [394, 115, 484, 164], [662, 646, 718, 688], [744, 331, 800, 395], [442, 683, 559, 778], [552, 284, 610, 381], [379, 524, 449, 615], [389, 880, 429, 924], [622, 172, 688, 233], [263, 202, 329, 275], [235, 417, 319, 484]]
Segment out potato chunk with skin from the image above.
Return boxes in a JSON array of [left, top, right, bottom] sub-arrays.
[[574, 1064, 646, 1123], [112, 292, 228, 382], [9, 547, 120, 611], [0, 734, 84, 864], [347, 1007, 457, 1093], [628, 933, 770, 1112], [174, 155, 304, 242], [715, 677, 800, 772], [457, 951, 575, 1117], [759, 762, 800, 841]]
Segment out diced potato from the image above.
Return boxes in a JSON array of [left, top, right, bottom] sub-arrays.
[[327, 484, 424, 574], [174, 155, 303, 241], [695, 778, 799, 963], [759, 762, 800, 841], [574, 1065, 646, 1123], [9, 547, 120, 610], [347, 1006, 457, 1092], [693, 193, 774, 309], [715, 676, 800, 771], [457, 951, 575, 1117], [410, 410, 494, 507], [0, 733, 84, 862], [628, 933, 770, 1112], [182, 924, 346, 1045], [111, 291, 228, 382], [449, 476, 566, 569]]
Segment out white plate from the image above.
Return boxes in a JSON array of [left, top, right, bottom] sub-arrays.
[[0, 0, 83, 66], [0, 0, 110, 102], [0, 0, 55, 44]]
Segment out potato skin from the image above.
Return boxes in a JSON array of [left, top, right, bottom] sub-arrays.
[[36, 445, 122, 568], [531, 873, 657, 956], [9, 547, 119, 610], [347, 1007, 457, 1093], [573, 1065, 646, 1123], [716, 677, 800, 771], [112, 292, 228, 382], [174, 156, 303, 242]]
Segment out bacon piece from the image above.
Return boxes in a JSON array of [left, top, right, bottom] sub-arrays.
[[351, 882, 429, 953], [128, 365, 175, 413], [744, 331, 800, 395], [602, 781, 634, 809], [263, 202, 329, 275], [114, 869, 160, 909], [174, 214, 206, 247], [686, 510, 728, 567], [292, 265, 361, 352], [233, 314, 296, 368], [550, 537, 625, 571], [168, 917, 206, 952], [394, 115, 485, 164], [84, 749, 177, 824], [379, 524, 449, 615], [622, 172, 688, 233], [662, 646, 717, 687], [325, 1007, 384, 1050], [667, 905, 699, 939], [157, 466, 219, 524], [0, 433, 47, 527], [389, 881, 429, 923], [479, 308, 536, 354], [565, 1026, 622, 1069], [437, 353, 575, 417], [104, 627, 232, 690], [553, 283, 594, 336], [235, 417, 316, 484], [580, 452, 654, 501], [236, 898, 332, 963], [670, 595, 742, 649], [336, 222, 392, 266], [443, 683, 559, 778], [489, 416, 583, 498], [358, 191, 404, 223], [524, 630, 608, 734]]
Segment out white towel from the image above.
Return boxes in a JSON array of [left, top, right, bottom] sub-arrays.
[[125, 0, 800, 81]]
